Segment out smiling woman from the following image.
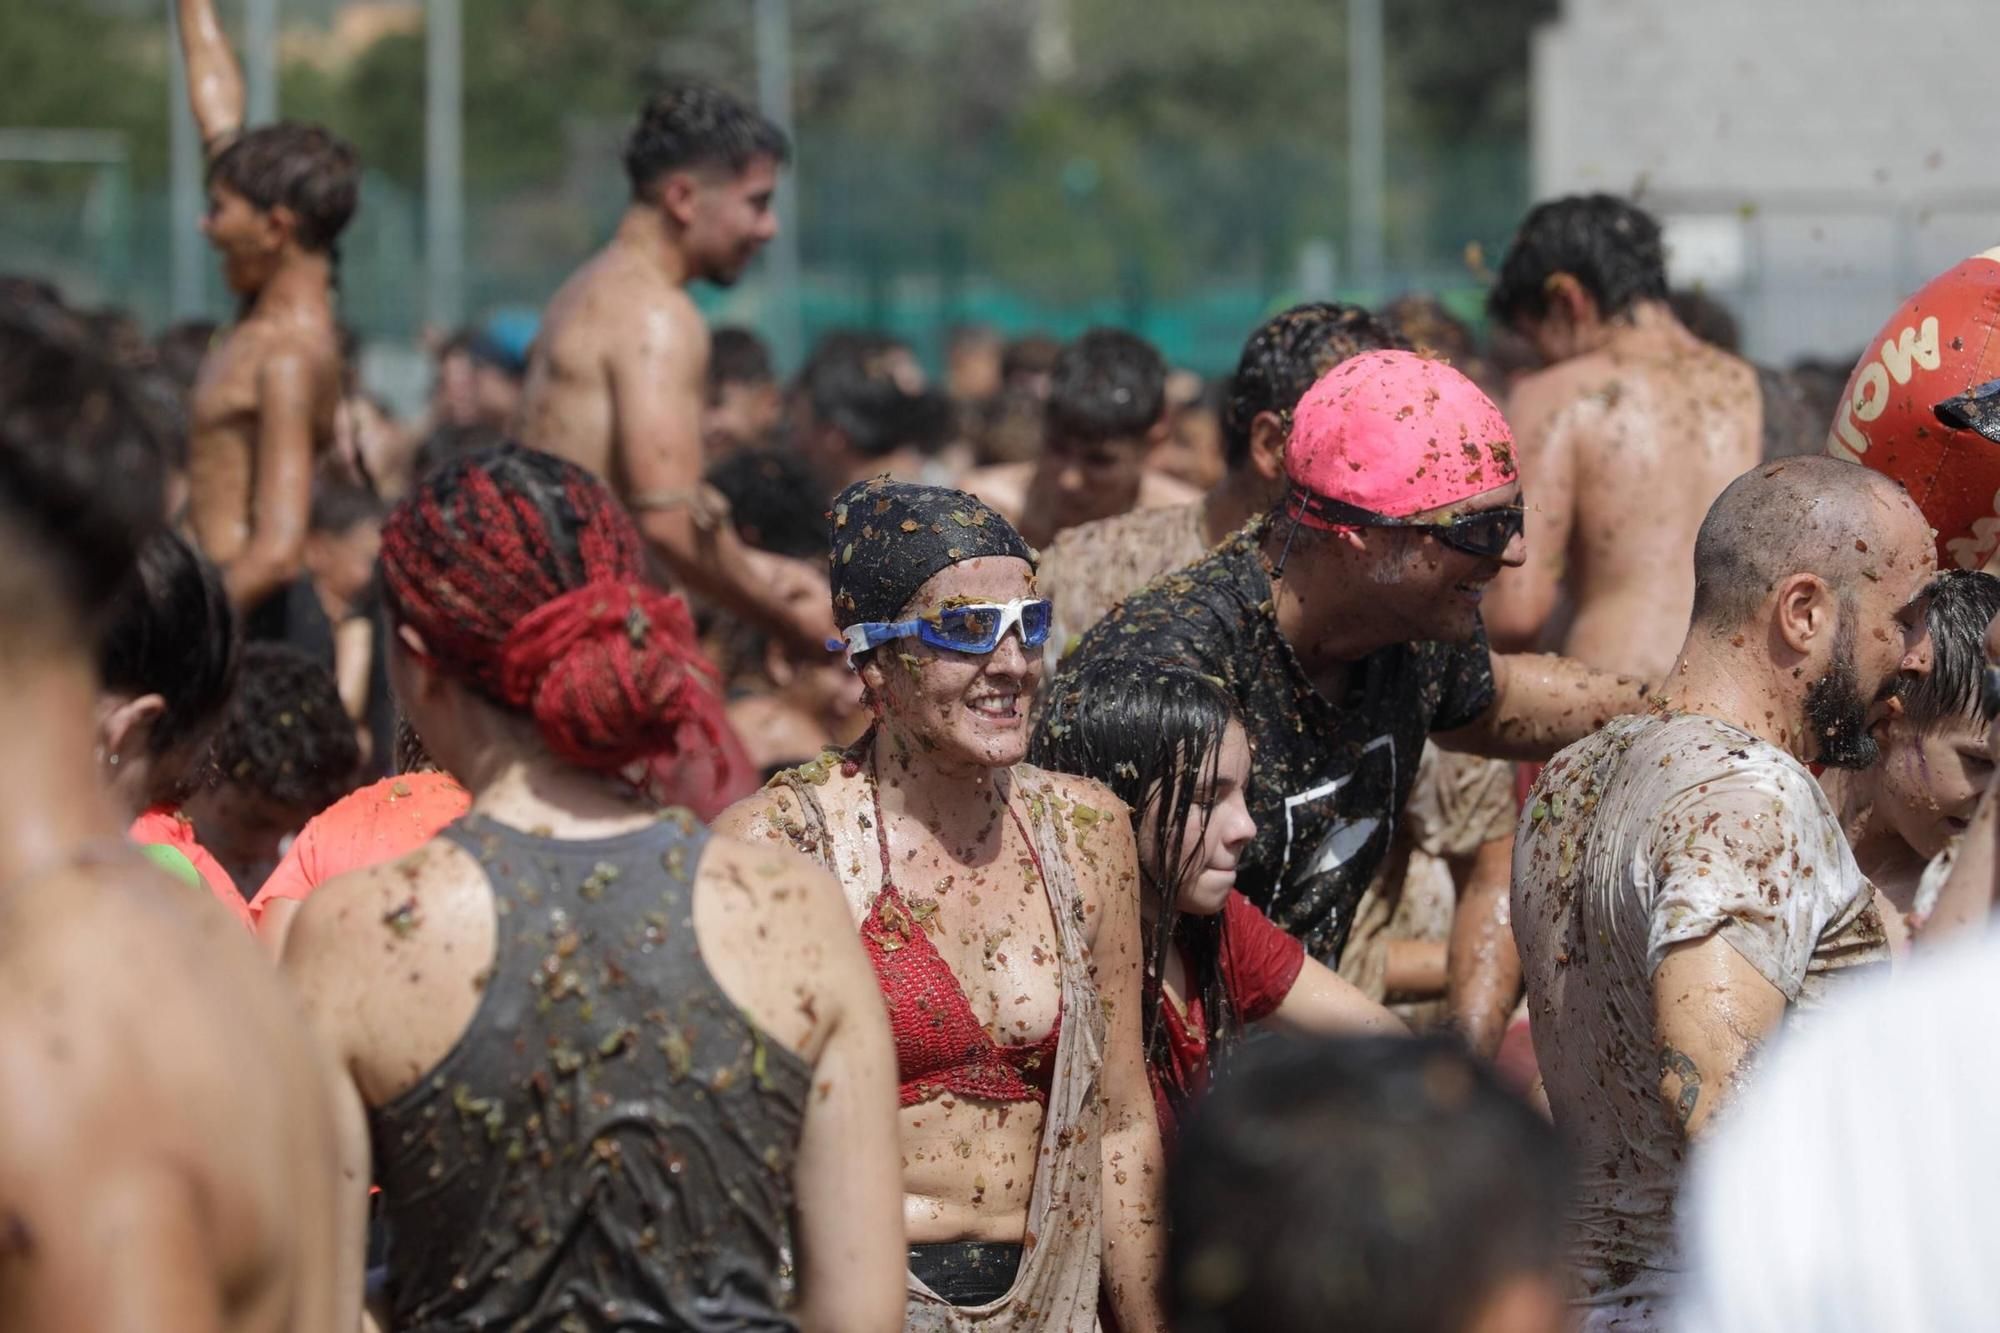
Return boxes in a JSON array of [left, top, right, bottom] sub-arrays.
[[715, 478, 1169, 1332]]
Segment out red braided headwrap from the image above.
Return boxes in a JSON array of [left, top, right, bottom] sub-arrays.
[[380, 446, 725, 775]]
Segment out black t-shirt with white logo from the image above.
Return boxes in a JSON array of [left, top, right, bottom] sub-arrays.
[[1046, 519, 1496, 961]]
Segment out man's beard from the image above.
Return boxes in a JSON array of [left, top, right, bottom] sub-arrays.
[[1804, 618, 1882, 770]]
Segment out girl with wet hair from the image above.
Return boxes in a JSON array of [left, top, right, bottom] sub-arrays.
[[716, 477, 1167, 1332], [1033, 658, 1401, 1149], [280, 444, 905, 1333]]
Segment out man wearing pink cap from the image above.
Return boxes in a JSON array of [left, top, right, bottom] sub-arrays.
[[1042, 349, 1648, 964]]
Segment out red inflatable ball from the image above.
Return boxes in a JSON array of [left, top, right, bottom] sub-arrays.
[[1827, 247, 2000, 569]]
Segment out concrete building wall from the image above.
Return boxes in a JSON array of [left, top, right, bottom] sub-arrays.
[[1531, 0, 2000, 363]]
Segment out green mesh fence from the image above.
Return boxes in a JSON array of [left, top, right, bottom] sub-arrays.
[[0, 137, 1528, 374]]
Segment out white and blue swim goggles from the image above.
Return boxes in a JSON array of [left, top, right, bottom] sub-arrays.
[[834, 597, 1054, 664]]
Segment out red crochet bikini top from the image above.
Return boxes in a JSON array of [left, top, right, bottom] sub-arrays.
[[861, 777, 1062, 1109]]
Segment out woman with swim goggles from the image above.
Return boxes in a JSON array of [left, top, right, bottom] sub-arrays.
[[717, 477, 1167, 1332]]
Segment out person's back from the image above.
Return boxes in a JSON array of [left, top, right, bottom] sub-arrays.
[[283, 445, 903, 1332], [1487, 195, 1762, 679], [0, 285, 341, 1332], [1506, 327, 1760, 675], [0, 863, 342, 1333], [334, 812, 819, 1328]]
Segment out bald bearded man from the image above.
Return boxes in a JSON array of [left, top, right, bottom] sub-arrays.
[[1514, 456, 1935, 1329]]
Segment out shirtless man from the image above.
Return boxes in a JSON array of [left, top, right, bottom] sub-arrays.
[[176, 0, 358, 626], [0, 292, 343, 1331], [1513, 456, 1934, 1329], [518, 84, 831, 652], [963, 328, 1200, 549], [1484, 195, 1763, 680]]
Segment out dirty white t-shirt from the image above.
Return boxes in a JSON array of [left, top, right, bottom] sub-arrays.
[[1511, 712, 1890, 1331]]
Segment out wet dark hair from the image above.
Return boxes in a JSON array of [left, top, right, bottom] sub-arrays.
[[310, 479, 387, 536], [99, 531, 239, 761], [1170, 1035, 1569, 1333], [207, 123, 361, 255], [1900, 570, 2000, 732], [1488, 194, 1669, 329], [623, 82, 790, 198], [707, 446, 828, 561], [795, 331, 951, 461], [1222, 303, 1409, 469], [708, 326, 775, 394], [827, 478, 1032, 630], [381, 443, 723, 773], [208, 642, 358, 812], [0, 287, 169, 637], [1045, 328, 1167, 448], [1031, 658, 1240, 1075]]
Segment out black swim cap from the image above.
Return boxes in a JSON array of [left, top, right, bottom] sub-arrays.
[[828, 477, 1034, 628]]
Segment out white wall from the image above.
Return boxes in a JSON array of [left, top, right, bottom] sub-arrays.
[[1531, 0, 2000, 362]]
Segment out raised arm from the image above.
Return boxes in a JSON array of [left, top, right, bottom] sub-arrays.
[[610, 304, 835, 656], [221, 346, 318, 611], [1651, 935, 1786, 1137], [1434, 651, 1650, 762], [1073, 789, 1169, 1333], [176, 0, 245, 151], [1484, 376, 1579, 651]]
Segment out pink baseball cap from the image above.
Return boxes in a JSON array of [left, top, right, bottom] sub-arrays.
[[1284, 349, 1517, 526]]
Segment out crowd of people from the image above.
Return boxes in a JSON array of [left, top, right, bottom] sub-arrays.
[[6, 3, 2000, 1329]]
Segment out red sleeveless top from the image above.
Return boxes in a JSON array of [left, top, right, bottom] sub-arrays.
[[861, 773, 1062, 1108]]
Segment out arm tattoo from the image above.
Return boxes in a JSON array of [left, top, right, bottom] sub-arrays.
[[1660, 1045, 1702, 1127]]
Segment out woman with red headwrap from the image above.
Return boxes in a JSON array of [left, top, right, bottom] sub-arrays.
[[279, 444, 904, 1333], [716, 477, 1167, 1333]]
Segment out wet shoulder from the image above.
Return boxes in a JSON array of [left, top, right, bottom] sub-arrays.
[[543, 249, 700, 358], [690, 830, 853, 1061], [712, 754, 837, 860], [288, 834, 489, 973], [1552, 712, 1814, 814], [1020, 766, 1135, 871]]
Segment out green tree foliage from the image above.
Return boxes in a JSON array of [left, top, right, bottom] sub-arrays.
[[0, 0, 170, 181]]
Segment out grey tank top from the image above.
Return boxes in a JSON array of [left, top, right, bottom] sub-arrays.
[[368, 810, 811, 1332]]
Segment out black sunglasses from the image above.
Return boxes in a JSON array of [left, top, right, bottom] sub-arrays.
[[1288, 486, 1525, 558]]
